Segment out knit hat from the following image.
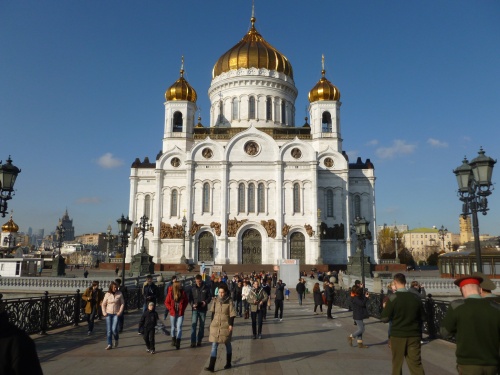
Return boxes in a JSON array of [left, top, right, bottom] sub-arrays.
[[472, 272, 496, 291]]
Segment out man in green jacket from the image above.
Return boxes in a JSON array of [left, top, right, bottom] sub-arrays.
[[380, 273, 426, 375], [441, 274, 500, 375]]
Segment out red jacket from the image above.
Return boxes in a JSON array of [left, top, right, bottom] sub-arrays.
[[165, 288, 189, 316]]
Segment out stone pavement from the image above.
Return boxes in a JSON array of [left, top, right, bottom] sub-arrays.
[[35, 293, 458, 375]]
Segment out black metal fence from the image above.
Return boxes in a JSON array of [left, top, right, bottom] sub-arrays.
[[0, 277, 193, 335], [333, 289, 453, 342]]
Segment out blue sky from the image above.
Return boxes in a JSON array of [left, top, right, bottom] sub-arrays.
[[1, 1, 500, 238]]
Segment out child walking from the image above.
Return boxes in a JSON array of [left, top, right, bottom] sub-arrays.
[[285, 286, 290, 300], [139, 302, 159, 354]]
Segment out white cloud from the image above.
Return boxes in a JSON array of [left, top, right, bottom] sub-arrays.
[[376, 140, 417, 159], [427, 138, 448, 148], [366, 139, 378, 146], [76, 197, 101, 204], [96, 153, 123, 169]]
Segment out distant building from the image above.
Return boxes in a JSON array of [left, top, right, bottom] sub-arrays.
[[402, 227, 458, 264], [58, 209, 75, 241], [75, 232, 115, 255], [1, 214, 20, 255], [459, 216, 472, 244]]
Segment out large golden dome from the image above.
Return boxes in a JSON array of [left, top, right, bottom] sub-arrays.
[[308, 56, 340, 102], [2, 216, 19, 233], [212, 16, 293, 79], [165, 59, 197, 102]]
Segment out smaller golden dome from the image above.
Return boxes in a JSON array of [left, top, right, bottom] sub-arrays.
[[308, 55, 340, 102], [195, 116, 204, 128], [165, 57, 197, 102], [2, 216, 19, 233]]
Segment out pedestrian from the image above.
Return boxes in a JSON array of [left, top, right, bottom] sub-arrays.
[[0, 304, 43, 375], [115, 266, 119, 276], [101, 281, 125, 350], [261, 278, 271, 320], [188, 274, 212, 348], [324, 280, 335, 319], [296, 278, 305, 305], [313, 282, 323, 314], [115, 278, 128, 332], [163, 275, 177, 320], [441, 274, 500, 375], [82, 280, 104, 335], [348, 285, 370, 348], [408, 281, 427, 344], [241, 279, 251, 319], [474, 271, 500, 302], [139, 301, 159, 354], [285, 285, 290, 300], [165, 280, 188, 349], [142, 274, 158, 312], [380, 273, 426, 375], [247, 280, 268, 339], [274, 279, 285, 321], [234, 280, 243, 317], [383, 281, 397, 348], [204, 283, 236, 372], [83, 269, 89, 278]]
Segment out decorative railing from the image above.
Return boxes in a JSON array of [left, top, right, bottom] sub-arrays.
[[333, 289, 454, 342], [0, 276, 193, 335]]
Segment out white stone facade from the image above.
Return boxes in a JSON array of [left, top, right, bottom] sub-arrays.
[[127, 20, 377, 267]]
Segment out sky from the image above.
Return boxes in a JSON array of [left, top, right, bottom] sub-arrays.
[[1, 1, 500, 238]]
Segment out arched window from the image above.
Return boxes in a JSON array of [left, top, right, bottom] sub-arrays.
[[144, 195, 151, 219], [218, 100, 224, 124], [238, 183, 245, 213], [266, 97, 272, 121], [281, 101, 286, 125], [322, 111, 332, 132], [248, 183, 255, 212], [249, 96, 256, 119], [173, 111, 183, 132], [354, 195, 361, 218], [170, 190, 178, 216], [232, 98, 239, 120], [293, 183, 300, 213], [203, 183, 210, 213], [258, 183, 265, 213], [327, 190, 334, 217]]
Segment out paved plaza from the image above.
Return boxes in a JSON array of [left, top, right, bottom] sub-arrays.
[[34, 290, 457, 375]]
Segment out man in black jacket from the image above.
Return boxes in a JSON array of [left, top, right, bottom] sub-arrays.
[[296, 278, 306, 305], [325, 281, 335, 319], [188, 274, 212, 347], [274, 280, 286, 321]]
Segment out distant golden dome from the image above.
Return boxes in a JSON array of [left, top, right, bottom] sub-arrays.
[[195, 116, 204, 128], [2, 216, 19, 233], [212, 16, 293, 79], [165, 59, 197, 102], [308, 69, 340, 102]]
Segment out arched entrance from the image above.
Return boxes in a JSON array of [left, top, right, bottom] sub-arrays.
[[290, 232, 306, 265], [241, 229, 262, 264], [198, 231, 214, 262]]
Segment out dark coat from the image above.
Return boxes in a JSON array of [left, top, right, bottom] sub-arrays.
[[139, 309, 159, 331], [275, 283, 286, 301], [313, 289, 324, 305], [189, 282, 212, 312], [352, 294, 368, 320], [296, 282, 305, 294], [324, 284, 335, 302], [143, 282, 159, 304]]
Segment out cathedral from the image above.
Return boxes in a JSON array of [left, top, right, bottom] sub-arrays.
[[127, 11, 377, 266]]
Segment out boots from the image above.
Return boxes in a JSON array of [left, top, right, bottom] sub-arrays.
[[171, 337, 176, 347], [347, 335, 353, 347], [175, 338, 181, 350], [205, 356, 216, 372], [357, 340, 369, 348], [224, 353, 232, 369]]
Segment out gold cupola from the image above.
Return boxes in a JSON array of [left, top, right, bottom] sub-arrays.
[[2, 215, 19, 233], [308, 55, 340, 102], [165, 56, 197, 102], [212, 12, 293, 79]]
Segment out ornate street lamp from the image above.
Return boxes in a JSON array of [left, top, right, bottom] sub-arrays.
[[136, 215, 151, 253], [117, 214, 133, 285], [437, 225, 448, 251], [354, 217, 371, 288], [181, 215, 187, 264], [52, 224, 66, 277], [0, 156, 21, 217], [453, 147, 496, 273], [104, 224, 114, 263], [393, 226, 399, 262]]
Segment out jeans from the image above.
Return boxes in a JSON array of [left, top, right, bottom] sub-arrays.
[[298, 292, 303, 305], [211, 341, 232, 357], [191, 310, 206, 343], [105, 314, 119, 346], [274, 300, 284, 319], [326, 300, 333, 317], [251, 309, 264, 335], [144, 327, 155, 351], [352, 319, 365, 339], [86, 306, 97, 332], [235, 300, 242, 316], [170, 314, 184, 339]]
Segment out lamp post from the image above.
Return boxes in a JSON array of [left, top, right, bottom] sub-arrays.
[[181, 215, 187, 264], [117, 215, 133, 285], [52, 224, 66, 277], [393, 226, 399, 263], [438, 225, 448, 251], [56, 225, 65, 256], [136, 215, 151, 253], [104, 225, 114, 263], [453, 147, 496, 273], [354, 217, 370, 288], [0, 156, 21, 217]]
